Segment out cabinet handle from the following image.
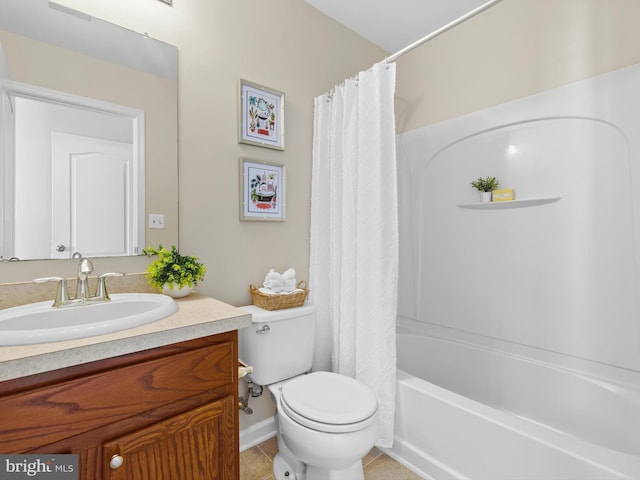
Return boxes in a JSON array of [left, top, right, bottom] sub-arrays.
[[109, 454, 124, 470]]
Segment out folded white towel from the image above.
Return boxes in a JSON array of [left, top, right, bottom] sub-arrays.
[[263, 268, 297, 293], [264, 279, 284, 292], [258, 287, 303, 296], [263, 269, 280, 283], [282, 268, 296, 280], [263, 269, 284, 292], [281, 278, 297, 292]]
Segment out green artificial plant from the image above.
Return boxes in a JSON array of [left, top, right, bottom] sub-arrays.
[[143, 245, 206, 290], [470, 176, 499, 192]]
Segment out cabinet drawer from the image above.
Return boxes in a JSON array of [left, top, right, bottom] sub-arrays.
[[0, 340, 233, 452]]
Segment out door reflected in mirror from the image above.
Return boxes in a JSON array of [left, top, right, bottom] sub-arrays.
[[10, 86, 144, 260], [0, 0, 178, 261]]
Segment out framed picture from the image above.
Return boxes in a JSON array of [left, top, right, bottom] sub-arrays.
[[239, 158, 285, 221], [239, 79, 285, 150]]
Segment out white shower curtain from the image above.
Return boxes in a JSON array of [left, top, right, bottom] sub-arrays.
[[309, 60, 398, 448]]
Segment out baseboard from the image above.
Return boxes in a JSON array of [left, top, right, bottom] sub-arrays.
[[239, 416, 277, 452]]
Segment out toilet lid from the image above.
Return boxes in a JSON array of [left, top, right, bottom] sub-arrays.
[[280, 371, 377, 432]]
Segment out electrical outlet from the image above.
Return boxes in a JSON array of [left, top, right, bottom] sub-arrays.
[[149, 214, 165, 229]]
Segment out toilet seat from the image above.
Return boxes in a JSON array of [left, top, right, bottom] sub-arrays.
[[280, 371, 378, 434]]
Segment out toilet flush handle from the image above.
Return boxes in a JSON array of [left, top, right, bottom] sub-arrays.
[[256, 324, 270, 334]]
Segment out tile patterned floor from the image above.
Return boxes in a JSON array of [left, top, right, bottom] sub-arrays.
[[240, 436, 424, 480]]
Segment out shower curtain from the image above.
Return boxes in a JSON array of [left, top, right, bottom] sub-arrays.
[[309, 60, 398, 447]]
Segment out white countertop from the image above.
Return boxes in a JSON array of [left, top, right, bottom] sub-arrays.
[[0, 293, 252, 382]]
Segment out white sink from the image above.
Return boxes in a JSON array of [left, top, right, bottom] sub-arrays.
[[0, 293, 178, 346]]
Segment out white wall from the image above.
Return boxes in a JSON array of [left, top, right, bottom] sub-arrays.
[[393, 0, 640, 387], [398, 63, 640, 382]]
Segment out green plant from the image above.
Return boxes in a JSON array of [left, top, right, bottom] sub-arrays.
[[470, 176, 499, 192], [143, 245, 206, 290]]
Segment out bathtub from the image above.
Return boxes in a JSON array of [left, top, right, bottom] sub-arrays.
[[389, 333, 640, 480]]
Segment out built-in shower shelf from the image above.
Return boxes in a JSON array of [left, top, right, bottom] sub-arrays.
[[458, 196, 561, 210]]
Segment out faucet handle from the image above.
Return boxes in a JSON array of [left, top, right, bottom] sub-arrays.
[[95, 272, 125, 301], [34, 276, 64, 282], [34, 277, 70, 307]]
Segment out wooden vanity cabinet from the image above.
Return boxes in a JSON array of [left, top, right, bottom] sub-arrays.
[[0, 331, 240, 480]]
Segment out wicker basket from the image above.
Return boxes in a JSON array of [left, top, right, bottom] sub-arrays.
[[249, 280, 309, 311]]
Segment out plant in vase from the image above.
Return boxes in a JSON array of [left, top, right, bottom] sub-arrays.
[[470, 176, 499, 202], [143, 245, 206, 298]]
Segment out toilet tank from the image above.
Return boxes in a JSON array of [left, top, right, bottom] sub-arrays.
[[238, 304, 316, 386]]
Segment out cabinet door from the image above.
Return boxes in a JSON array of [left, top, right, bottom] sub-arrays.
[[103, 396, 237, 480]]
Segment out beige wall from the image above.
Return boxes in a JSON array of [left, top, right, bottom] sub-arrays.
[[1, 0, 386, 305], [396, 0, 640, 133]]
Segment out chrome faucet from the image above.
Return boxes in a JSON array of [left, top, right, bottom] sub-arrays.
[[75, 256, 94, 302], [34, 256, 124, 308]]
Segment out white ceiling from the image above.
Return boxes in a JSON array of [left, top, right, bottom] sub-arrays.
[[304, 0, 490, 54]]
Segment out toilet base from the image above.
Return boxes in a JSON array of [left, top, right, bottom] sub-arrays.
[[272, 433, 367, 480], [273, 453, 298, 480], [273, 451, 364, 480], [306, 461, 364, 480]]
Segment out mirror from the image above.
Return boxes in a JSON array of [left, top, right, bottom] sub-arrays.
[[0, 0, 178, 260]]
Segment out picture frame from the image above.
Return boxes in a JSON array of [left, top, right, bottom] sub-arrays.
[[238, 79, 285, 150], [239, 158, 286, 221]]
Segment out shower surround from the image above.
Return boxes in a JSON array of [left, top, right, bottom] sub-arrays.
[[392, 62, 640, 478]]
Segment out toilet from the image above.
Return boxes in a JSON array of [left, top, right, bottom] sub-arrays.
[[239, 304, 378, 480]]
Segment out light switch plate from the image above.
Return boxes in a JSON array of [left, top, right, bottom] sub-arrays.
[[149, 214, 165, 229]]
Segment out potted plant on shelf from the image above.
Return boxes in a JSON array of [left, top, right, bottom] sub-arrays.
[[470, 176, 499, 203], [143, 245, 206, 298]]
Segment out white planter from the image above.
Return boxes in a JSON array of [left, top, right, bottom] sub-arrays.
[[162, 284, 194, 298], [479, 191, 492, 203]]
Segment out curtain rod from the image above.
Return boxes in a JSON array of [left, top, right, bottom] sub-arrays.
[[385, 0, 504, 63]]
